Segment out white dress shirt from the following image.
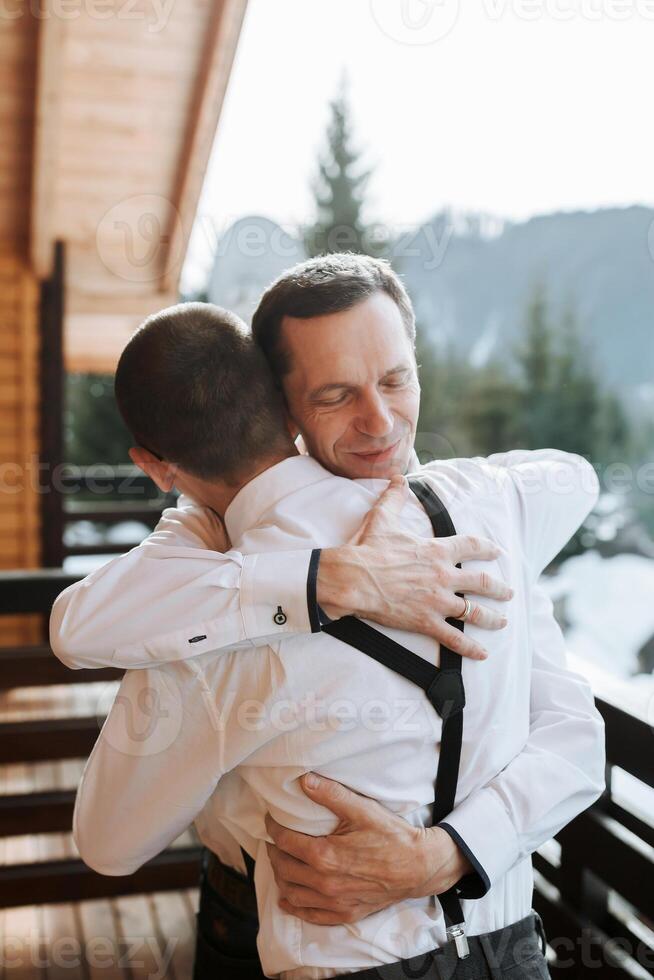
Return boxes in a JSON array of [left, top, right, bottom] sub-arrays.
[[68, 450, 605, 979]]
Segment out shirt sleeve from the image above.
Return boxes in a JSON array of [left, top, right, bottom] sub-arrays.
[[439, 583, 606, 894], [50, 494, 319, 670], [482, 448, 600, 577], [73, 647, 289, 875]]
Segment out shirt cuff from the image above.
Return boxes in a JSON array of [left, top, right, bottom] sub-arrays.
[[307, 549, 322, 633], [438, 786, 521, 894], [438, 822, 490, 899], [240, 550, 314, 641]]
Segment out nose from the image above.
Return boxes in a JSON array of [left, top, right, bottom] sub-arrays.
[[355, 388, 395, 438]]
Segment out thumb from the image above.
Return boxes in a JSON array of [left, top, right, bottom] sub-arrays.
[[347, 474, 408, 545], [375, 473, 409, 514], [367, 473, 409, 528], [300, 773, 372, 822]]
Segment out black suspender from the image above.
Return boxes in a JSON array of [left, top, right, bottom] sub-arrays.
[[322, 478, 468, 951]]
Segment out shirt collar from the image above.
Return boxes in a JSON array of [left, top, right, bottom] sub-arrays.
[[224, 454, 334, 545], [224, 447, 423, 545]]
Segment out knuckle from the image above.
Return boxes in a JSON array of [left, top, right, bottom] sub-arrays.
[[468, 604, 483, 625], [311, 840, 331, 873], [321, 876, 341, 898], [478, 571, 491, 592], [321, 843, 341, 873], [430, 539, 446, 559]]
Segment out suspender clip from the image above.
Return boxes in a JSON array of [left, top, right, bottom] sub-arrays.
[[446, 924, 470, 959]]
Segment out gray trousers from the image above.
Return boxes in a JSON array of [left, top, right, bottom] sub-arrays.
[[339, 911, 551, 980]]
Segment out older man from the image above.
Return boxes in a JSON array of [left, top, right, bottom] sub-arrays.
[[51, 255, 604, 978]]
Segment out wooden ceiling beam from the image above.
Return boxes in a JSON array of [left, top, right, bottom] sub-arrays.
[[161, 0, 249, 293]]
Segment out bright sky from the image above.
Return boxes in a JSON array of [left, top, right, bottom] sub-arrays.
[[182, 0, 654, 290]]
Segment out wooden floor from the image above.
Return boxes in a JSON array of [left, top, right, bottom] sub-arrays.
[[0, 680, 201, 979]]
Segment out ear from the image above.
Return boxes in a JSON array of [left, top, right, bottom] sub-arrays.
[[128, 447, 178, 493], [283, 407, 299, 440]]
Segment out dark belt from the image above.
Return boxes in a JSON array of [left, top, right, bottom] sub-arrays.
[[202, 851, 550, 979], [204, 847, 258, 916], [337, 910, 549, 979]]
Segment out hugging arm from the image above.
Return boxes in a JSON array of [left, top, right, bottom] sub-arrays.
[[51, 480, 510, 670], [265, 451, 605, 923], [265, 582, 606, 924], [73, 647, 284, 875]]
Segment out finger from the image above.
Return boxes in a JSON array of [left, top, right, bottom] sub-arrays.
[[347, 474, 408, 545], [444, 535, 503, 564], [299, 772, 375, 824], [267, 842, 375, 900], [267, 842, 319, 889], [278, 882, 356, 912], [373, 473, 409, 513], [424, 617, 488, 660], [278, 898, 362, 926], [265, 813, 331, 866], [453, 569, 513, 601], [448, 596, 507, 631]]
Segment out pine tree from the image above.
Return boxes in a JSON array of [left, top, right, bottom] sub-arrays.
[[460, 362, 523, 455], [304, 82, 382, 258], [552, 306, 601, 456], [515, 282, 559, 448]]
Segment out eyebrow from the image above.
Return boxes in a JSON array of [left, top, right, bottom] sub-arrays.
[[308, 363, 412, 402]]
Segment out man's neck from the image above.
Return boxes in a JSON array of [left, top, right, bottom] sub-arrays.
[[191, 445, 301, 516]]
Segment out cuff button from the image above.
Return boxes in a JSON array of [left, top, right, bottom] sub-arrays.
[[273, 606, 287, 625]]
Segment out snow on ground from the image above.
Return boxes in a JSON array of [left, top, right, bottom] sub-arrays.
[[545, 550, 654, 681]]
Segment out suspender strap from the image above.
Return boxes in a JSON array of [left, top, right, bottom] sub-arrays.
[[241, 846, 256, 886], [323, 478, 466, 930]]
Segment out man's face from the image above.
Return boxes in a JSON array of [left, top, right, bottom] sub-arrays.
[[280, 291, 421, 480]]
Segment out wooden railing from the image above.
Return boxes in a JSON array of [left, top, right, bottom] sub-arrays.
[[0, 570, 201, 910], [58, 469, 175, 560], [0, 570, 652, 976], [533, 700, 653, 976]]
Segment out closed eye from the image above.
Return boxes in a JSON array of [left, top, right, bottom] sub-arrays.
[[315, 391, 351, 407]]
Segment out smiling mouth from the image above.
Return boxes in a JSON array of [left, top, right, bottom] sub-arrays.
[[349, 440, 401, 459]]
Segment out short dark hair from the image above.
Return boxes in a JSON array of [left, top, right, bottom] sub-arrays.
[[251, 253, 416, 380], [114, 302, 289, 482]]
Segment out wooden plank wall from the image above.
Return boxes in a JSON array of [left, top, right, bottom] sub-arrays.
[[1, 15, 42, 644], [0, 256, 42, 645], [0, 14, 38, 253]]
